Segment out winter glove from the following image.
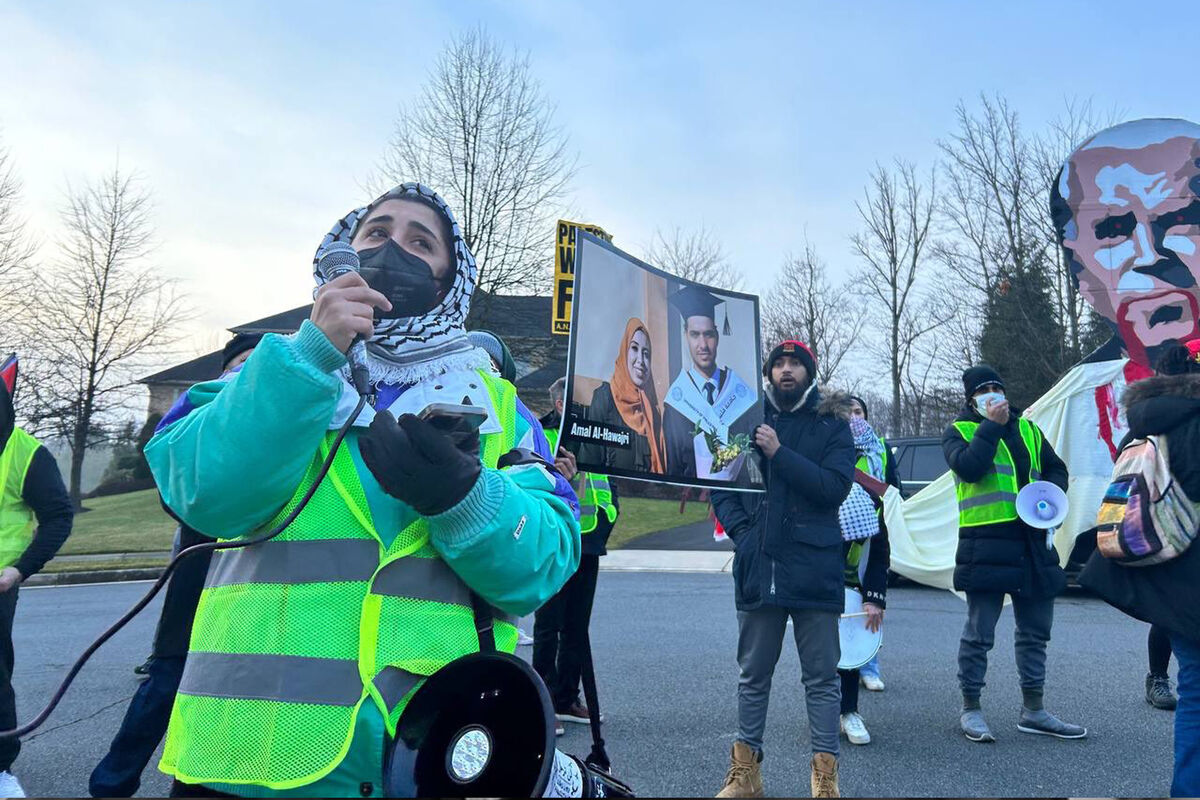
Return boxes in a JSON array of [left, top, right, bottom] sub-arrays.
[[359, 412, 482, 516]]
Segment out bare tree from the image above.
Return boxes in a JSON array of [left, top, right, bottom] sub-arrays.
[[851, 160, 947, 434], [761, 243, 863, 385], [0, 139, 35, 318], [19, 165, 188, 507], [934, 94, 1116, 387], [645, 226, 745, 290], [378, 27, 576, 302]]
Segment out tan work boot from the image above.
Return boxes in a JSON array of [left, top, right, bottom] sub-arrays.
[[810, 752, 839, 798], [716, 741, 763, 798]]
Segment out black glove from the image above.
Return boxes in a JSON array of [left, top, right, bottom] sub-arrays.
[[359, 412, 482, 516]]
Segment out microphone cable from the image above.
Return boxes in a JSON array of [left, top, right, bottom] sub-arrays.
[[0, 393, 368, 740]]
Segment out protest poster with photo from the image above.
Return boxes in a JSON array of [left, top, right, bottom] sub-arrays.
[[562, 232, 765, 491]]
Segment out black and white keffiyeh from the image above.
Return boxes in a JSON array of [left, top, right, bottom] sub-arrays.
[[312, 183, 491, 385]]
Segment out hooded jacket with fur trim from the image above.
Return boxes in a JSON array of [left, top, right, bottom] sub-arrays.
[[712, 383, 855, 612], [1081, 372, 1200, 639]]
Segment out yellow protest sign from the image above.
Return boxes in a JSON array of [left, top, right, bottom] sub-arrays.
[[553, 220, 611, 335]]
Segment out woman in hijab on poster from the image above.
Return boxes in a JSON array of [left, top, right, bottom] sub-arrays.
[[577, 318, 668, 475]]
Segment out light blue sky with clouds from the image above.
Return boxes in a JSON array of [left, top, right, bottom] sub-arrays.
[[3, 1, 1199, 355]]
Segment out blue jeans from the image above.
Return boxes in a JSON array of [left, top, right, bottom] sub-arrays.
[[860, 653, 880, 679], [89, 656, 185, 797], [1170, 632, 1200, 798]]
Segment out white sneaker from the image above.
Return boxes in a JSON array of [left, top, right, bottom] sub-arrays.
[[0, 771, 26, 798], [860, 673, 885, 692], [840, 712, 871, 745], [517, 628, 534, 646]]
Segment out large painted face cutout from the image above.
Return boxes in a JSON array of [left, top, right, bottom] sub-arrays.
[[1053, 118, 1200, 368]]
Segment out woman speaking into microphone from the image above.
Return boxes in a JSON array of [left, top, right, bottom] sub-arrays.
[[144, 183, 581, 798]]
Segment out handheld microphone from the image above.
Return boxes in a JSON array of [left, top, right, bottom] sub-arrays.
[[317, 242, 372, 398]]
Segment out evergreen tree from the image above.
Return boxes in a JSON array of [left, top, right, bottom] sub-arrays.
[[977, 264, 1067, 409]]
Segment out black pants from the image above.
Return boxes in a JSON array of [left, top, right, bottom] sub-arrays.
[[533, 554, 600, 711], [0, 587, 19, 772], [839, 669, 859, 714], [89, 656, 186, 797], [1150, 623, 1174, 676]]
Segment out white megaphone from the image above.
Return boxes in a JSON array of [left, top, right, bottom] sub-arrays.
[[1016, 481, 1069, 550]]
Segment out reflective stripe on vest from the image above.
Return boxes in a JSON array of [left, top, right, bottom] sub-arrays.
[[544, 424, 615, 534], [952, 418, 1043, 528], [0, 429, 40, 570], [161, 371, 522, 790]]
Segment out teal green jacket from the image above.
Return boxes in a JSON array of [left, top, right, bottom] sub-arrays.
[[145, 321, 580, 797]]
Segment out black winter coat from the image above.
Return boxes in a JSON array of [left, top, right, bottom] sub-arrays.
[[943, 406, 1069, 596], [713, 385, 855, 613], [1080, 373, 1200, 640]]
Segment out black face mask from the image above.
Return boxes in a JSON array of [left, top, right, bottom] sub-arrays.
[[357, 240, 447, 320]]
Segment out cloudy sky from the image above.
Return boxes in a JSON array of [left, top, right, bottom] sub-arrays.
[[3, 0, 1199, 360]]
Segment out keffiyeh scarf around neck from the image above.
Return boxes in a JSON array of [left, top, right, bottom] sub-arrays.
[[851, 416, 884, 481], [312, 183, 492, 386]]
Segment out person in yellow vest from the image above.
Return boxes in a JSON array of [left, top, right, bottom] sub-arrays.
[[943, 364, 1082, 744], [144, 184, 581, 797], [534, 377, 618, 733], [0, 355, 74, 799]]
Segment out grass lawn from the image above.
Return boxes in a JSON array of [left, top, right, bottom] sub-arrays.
[[60, 489, 176, 556], [606, 496, 710, 550], [46, 488, 705, 559]]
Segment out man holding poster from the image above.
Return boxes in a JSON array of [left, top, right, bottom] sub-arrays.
[[663, 286, 758, 483]]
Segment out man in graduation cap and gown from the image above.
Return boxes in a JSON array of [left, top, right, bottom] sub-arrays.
[[663, 285, 758, 483]]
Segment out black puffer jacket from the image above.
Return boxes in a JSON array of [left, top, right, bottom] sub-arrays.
[[942, 405, 1069, 596], [713, 385, 855, 612], [1080, 373, 1200, 639]]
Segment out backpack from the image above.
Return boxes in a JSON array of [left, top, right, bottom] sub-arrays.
[[1095, 435, 1200, 566]]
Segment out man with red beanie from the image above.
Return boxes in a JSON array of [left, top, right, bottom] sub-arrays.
[[712, 340, 855, 798]]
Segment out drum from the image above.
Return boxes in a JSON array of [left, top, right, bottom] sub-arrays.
[[838, 587, 882, 670]]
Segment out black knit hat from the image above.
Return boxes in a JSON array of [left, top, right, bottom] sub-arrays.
[[849, 394, 869, 420], [962, 364, 1004, 399], [222, 333, 263, 371], [763, 339, 817, 379]]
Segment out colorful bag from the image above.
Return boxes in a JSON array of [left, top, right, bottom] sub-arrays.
[[1095, 436, 1200, 566]]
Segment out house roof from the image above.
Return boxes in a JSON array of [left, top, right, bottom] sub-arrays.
[[231, 305, 312, 335], [516, 360, 568, 391], [139, 349, 224, 386], [141, 293, 560, 386], [467, 293, 555, 339]]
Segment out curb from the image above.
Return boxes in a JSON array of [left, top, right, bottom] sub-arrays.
[[26, 567, 165, 587], [600, 549, 733, 573], [27, 549, 733, 587]]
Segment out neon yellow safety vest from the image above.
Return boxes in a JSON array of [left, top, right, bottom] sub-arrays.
[[952, 418, 1043, 528], [853, 435, 889, 480], [545, 426, 616, 535], [0, 429, 41, 569], [160, 371, 521, 790]]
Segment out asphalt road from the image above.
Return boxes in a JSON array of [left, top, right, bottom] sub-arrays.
[[7, 574, 1177, 798]]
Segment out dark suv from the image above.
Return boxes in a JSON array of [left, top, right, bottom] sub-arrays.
[[888, 436, 946, 498]]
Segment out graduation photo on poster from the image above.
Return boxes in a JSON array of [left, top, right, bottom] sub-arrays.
[[562, 232, 765, 491]]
